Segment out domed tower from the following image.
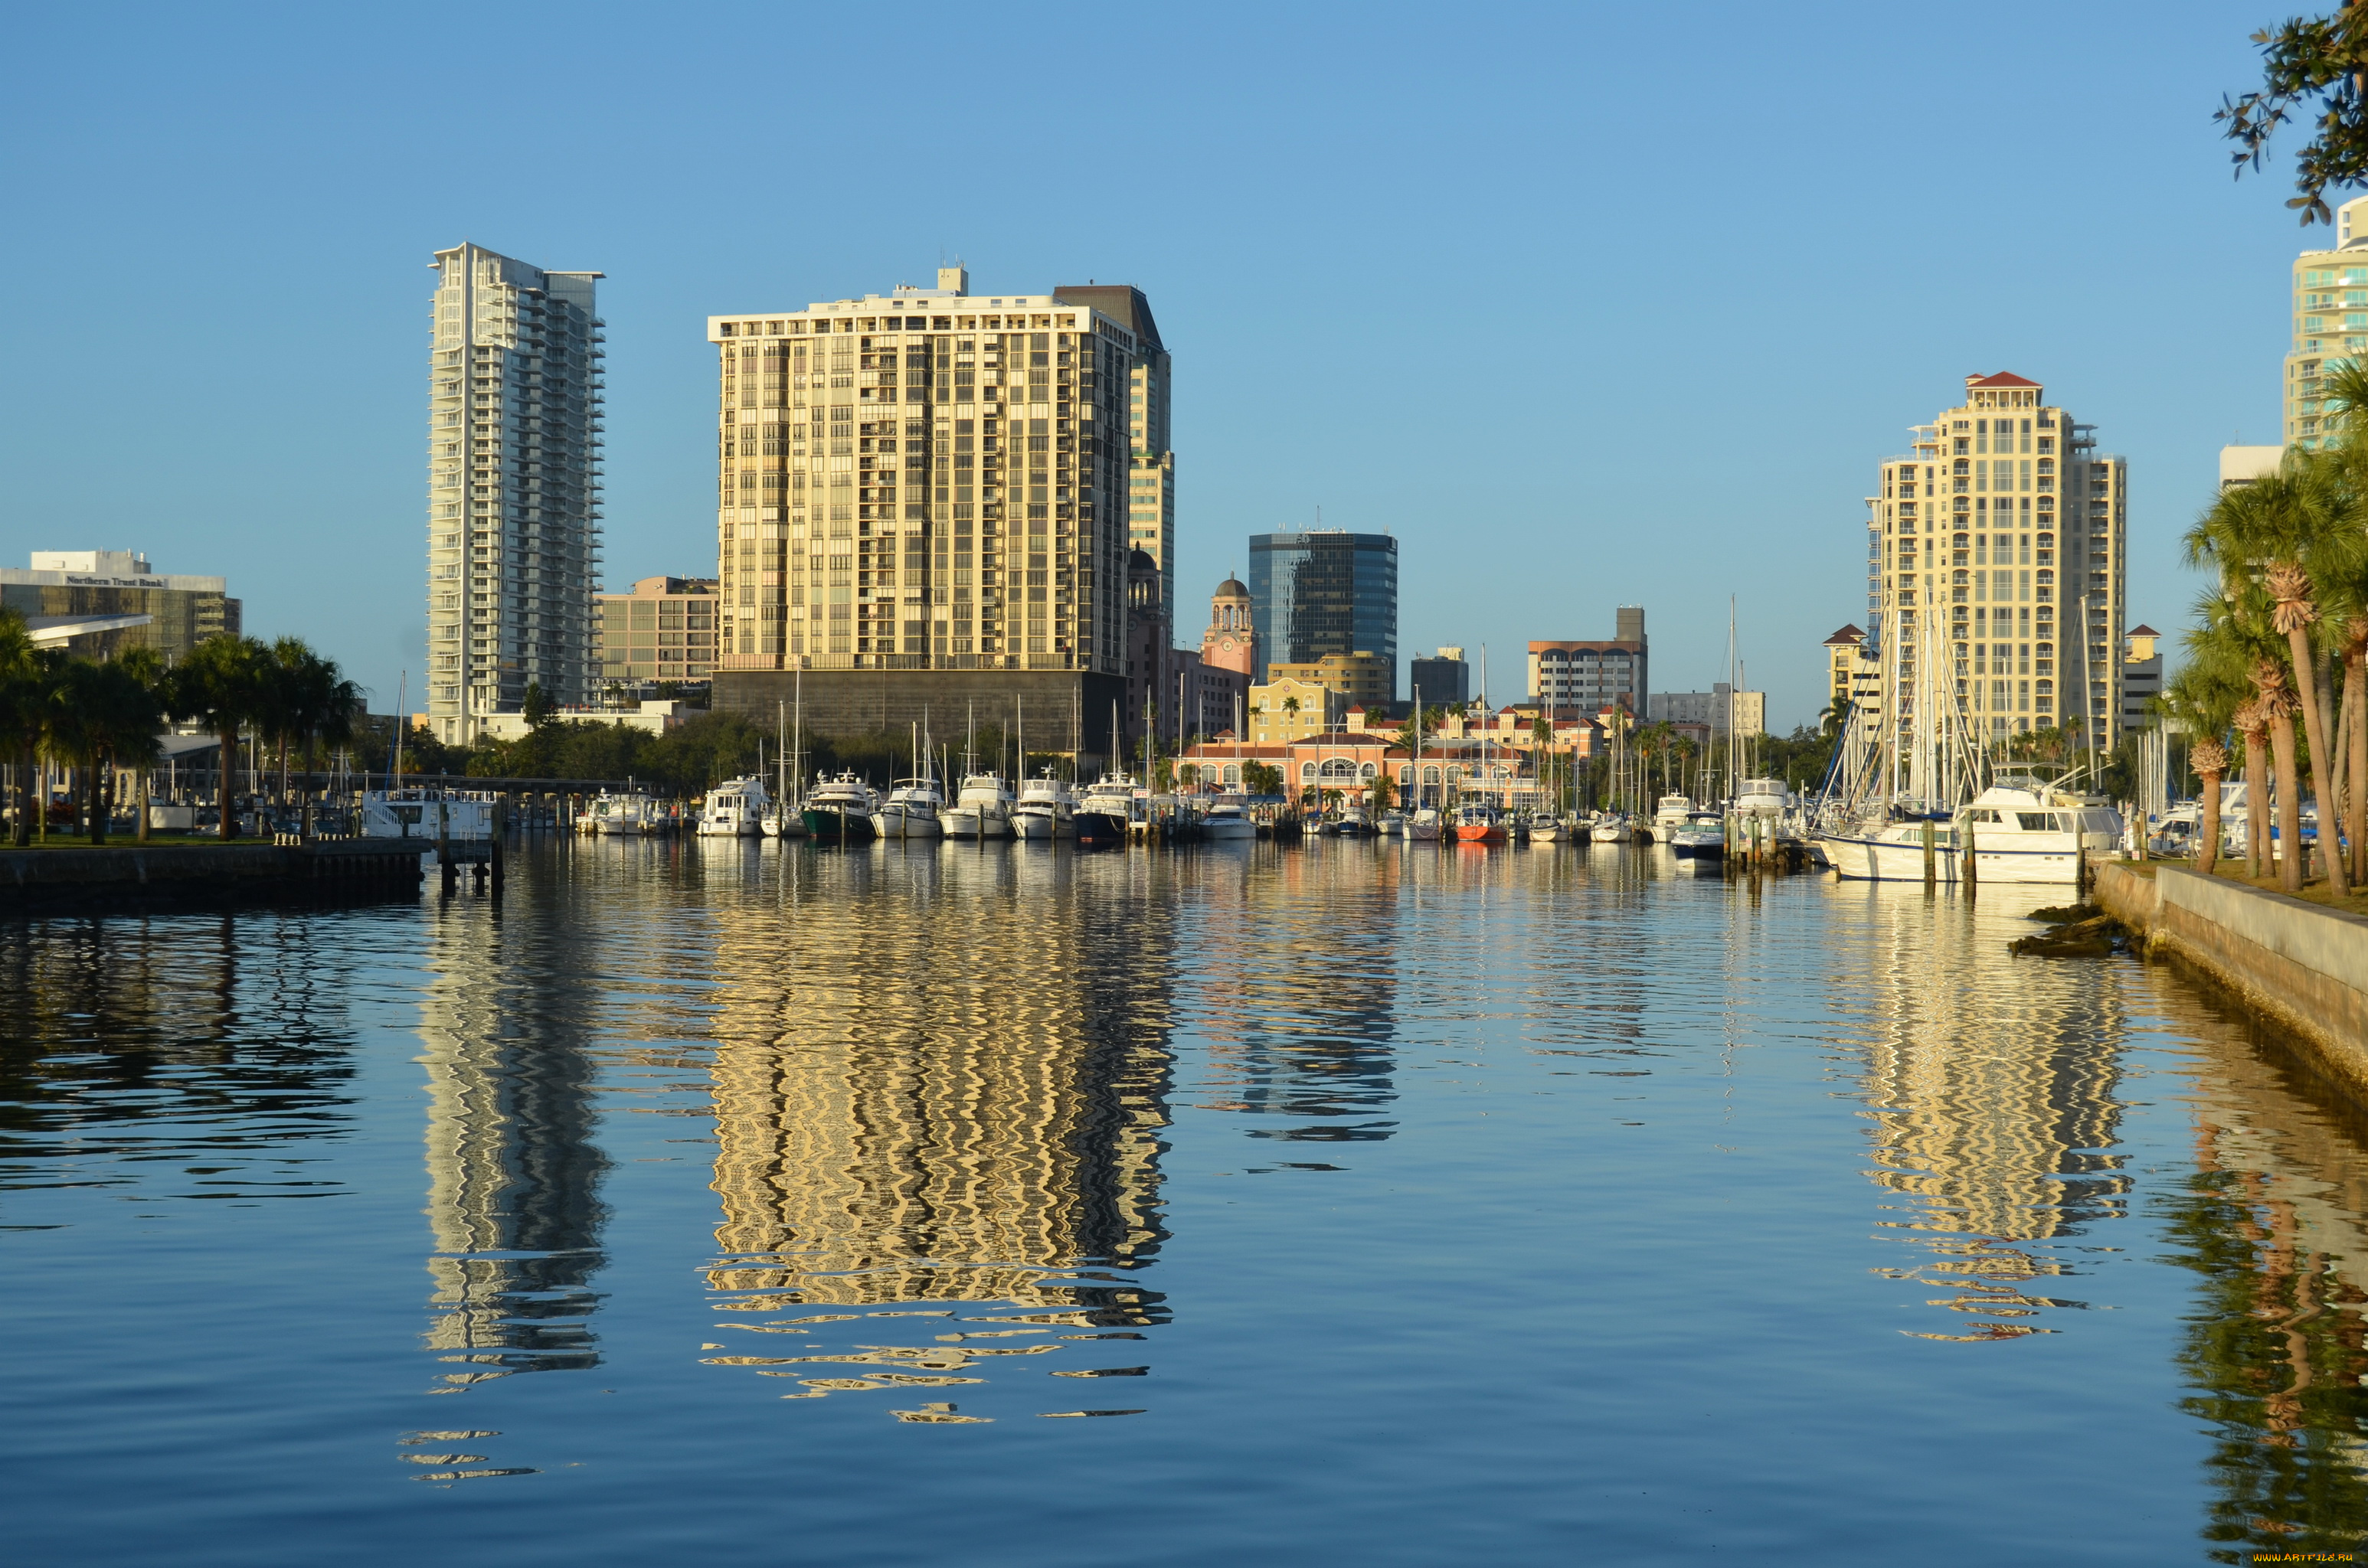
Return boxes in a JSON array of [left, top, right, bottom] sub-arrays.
[[1202, 575, 1256, 678]]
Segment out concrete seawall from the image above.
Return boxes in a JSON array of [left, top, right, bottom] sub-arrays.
[[2095, 861, 2368, 1102], [0, 841, 430, 911]]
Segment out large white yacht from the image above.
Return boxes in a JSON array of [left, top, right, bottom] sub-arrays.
[[943, 773, 1016, 840], [801, 773, 879, 844], [874, 776, 946, 839], [1957, 779, 2124, 884], [1202, 798, 1258, 841], [1819, 813, 1961, 882], [1012, 770, 1076, 841], [1074, 774, 1136, 848], [696, 776, 769, 837], [1650, 794, 1694, 842]]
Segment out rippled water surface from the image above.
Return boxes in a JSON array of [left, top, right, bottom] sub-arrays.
[[8, 838, 2368, 1565]]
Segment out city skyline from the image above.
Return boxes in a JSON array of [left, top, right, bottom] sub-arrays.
[[0, 3, 2311, 732]]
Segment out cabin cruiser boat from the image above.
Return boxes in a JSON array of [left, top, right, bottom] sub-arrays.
[[801, 773, 880, 844], [1074, 774, 1136, 848], [1376, 809, 1405, 838], [874, 775, 946, 840], [943, 773, 1016, 840], [1406, 806, 1443, 842], [1453, 802, 1507, 844], [1669, 815, 1726, 861], [1956, 779, 2123, 885], [1650, 795, 1694, 843], [1012, 770, 1076, 841], [1202, 799, 1259, 841], [577, 791, 659, 838], [696, 776, 769, 837], [1735, 778, 1789, 818], [1815, 812, 1961, 882], [363, 788, 496, 841], [1333, 802, 1375, 838]]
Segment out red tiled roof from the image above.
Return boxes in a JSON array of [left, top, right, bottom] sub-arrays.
[[1965, 371, 2039, 388]]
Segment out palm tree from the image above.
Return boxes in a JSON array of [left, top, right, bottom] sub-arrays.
[[2266, 562, 2350, 894], [168, 635, 268, 840], [2190, 441, 2360, 892], [0, 609, 53, 847], [2163, 646, 2251, 876], [49, 658, 164, 844], [2235, 700, 2272, 880]]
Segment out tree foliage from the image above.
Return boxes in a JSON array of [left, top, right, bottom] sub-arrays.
[[2219, 5, 2368, 224]]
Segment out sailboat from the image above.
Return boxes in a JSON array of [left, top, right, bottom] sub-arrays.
[[1813, 573, 1977, 880]]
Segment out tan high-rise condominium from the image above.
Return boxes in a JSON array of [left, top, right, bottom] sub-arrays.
[[2285, 194, 2368, 451], [705, 268, 1162, 681], [1864, 372, 2127, 756], [425, 243, 605, 745]]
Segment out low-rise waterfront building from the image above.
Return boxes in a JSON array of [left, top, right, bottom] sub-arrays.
[[2, 550, 239, 662], [1266, 651, 1391, 710], [1247, 677, 1346, 744]]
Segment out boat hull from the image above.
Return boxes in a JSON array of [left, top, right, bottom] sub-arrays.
[[803, 806, 878, 844], [1670, 839, 1725, 861], [874, 808, 943, 839], [1816, 831, 1959, 883], [1074, 811, 1127, 848], [1203, 819, 1258, 841], [1454, 825, 1507, 844]]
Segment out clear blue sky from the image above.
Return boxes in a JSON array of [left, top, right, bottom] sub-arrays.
[[0, 2, 2315, 729]]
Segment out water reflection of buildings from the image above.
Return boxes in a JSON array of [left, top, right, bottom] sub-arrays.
[[1840, 892, 2130, 1339], [1185, 848, 1399, 1152], [703, 848, 1173, 1317], [418, 904, 609, 1386]]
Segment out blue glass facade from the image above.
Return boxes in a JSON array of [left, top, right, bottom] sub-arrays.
[[1247, 532, 1398, 698]]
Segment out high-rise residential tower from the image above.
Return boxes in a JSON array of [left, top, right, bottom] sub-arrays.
[[2285, 194, 2368, 451], [1864, 372, 2127, 756], [1058, 286, 1175, 615], [425, 243, 605, 745], [1246, 531, 1398, 697], [705, 270, 1156, 689]]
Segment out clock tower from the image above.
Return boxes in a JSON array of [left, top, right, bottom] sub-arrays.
[[1202, 575, 1256, 678]]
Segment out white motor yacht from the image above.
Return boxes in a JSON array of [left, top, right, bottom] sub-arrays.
[[1669, 815, 1726, 861], [943, 773, 1016, 839], [1203, 799, 1259, 841], [696, 775, 769, 837], [875, 776, 947, 840], [1650, 794, 1694, 842], [579, 791, 659, 837], [1816, 813, 1961, 882], [1012, 769, 1076, 841], [1957, 779, 2124, 884]]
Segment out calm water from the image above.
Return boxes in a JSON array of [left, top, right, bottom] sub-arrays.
[[5, 838, 2367, 1565]]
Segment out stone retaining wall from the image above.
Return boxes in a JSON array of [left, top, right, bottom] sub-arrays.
[[2095, 861, 2368, 1102]]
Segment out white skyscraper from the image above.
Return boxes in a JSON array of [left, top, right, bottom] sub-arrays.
[[426, 243, 605, 744]]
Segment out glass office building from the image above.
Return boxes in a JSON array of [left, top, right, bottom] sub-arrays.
[[1247, 531, 1398, 698]]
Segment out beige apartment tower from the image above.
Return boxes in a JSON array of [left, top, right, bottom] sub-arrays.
[[705, 269, 1164, 681], [425, 243, 606, 745], [1865, 372, 2128, 755]]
